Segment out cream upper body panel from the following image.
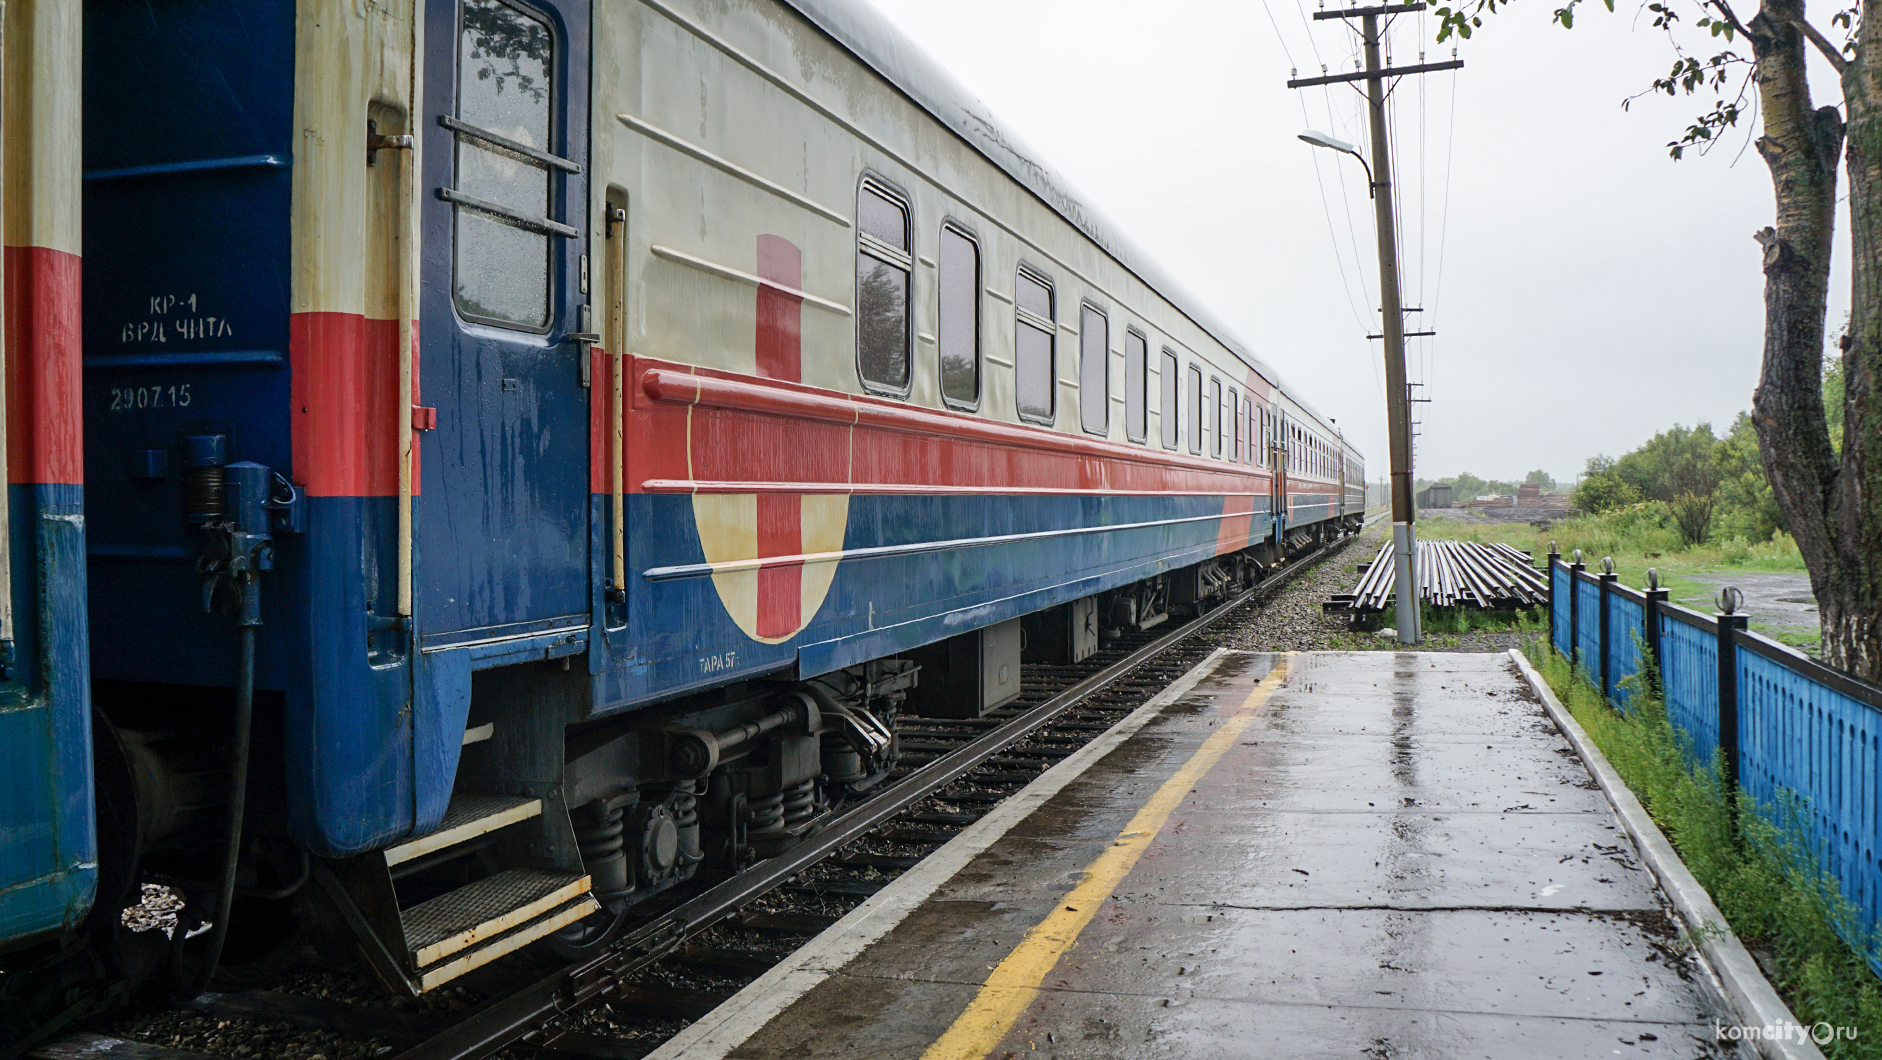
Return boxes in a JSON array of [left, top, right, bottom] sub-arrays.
[[591, 0, 1337, 459]]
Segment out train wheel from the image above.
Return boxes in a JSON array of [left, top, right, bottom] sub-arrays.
[[86, 712, 170, 992]]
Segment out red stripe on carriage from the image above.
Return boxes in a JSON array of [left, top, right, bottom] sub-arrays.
[[755, 236, 802, 383], [5, 246, 82, 485], [755, 492, 803, 639], [632, 360, 1281, 498], [289, 312, 417, 497]]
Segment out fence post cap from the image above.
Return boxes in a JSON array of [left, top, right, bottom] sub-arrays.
[[1601, 556, 1616, 575], [1715, 586, 1744, 615], [1571, 548, 1583, 566], [1645, 567, 1660, 591]]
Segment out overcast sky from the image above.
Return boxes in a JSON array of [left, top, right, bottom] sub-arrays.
[[863, 0, 1848, 487]]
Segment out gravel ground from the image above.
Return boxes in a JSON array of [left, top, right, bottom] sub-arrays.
[[1198, 522, 1389, 653]]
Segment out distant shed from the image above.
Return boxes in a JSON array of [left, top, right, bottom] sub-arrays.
[[1417, 483, 1454, 509]]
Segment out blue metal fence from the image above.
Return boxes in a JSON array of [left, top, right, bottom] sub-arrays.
[[1661, 610, 1721, 763], [1737, 644, 1882, 937], [1547, 554, 1882, 969], [1576, 575, 1602, 678], [1606, 589, 1645, 712], [1552, 564, 1572, 658]]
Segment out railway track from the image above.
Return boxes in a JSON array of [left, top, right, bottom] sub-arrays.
[[55, 535, 1354, 1060]]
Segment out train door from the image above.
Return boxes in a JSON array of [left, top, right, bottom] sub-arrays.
[[418, 0, 592, 645], [1336, 438, 1346, 519], [1270, 406, 1287, 535]]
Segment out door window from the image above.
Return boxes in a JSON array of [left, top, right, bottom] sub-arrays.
[[448, 0, 578, 330]]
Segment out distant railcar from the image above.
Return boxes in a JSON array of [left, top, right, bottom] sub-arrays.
[[5, 0, 1365, 1003]]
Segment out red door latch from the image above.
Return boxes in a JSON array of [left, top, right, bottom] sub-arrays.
[[412, 405, 438, 430]]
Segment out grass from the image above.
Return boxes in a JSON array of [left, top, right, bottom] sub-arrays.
[[1419, 506, 1815, 650], [1326, 601, 1547, 651], [1528, 638, 1882, 1055]]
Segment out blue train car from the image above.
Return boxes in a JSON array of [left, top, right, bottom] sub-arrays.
[[46, 0, 1367, 999]]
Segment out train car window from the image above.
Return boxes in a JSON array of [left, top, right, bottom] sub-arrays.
[[1243, 397, 1253, 464], [857, 182, 913, 393], [1159, 348, 1179, 448], [1186, 364, 1203, 454], [1079, 304, 1108, 435], [1015, 268, 1055, 424], [453, 0, 556, 329], [938, 224, 980, 409], [1125, 330, 1148, 443], [1209, 378, 1223, 458]]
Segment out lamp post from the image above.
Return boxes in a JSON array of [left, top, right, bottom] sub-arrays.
[[1300, 122, 1420, 644]]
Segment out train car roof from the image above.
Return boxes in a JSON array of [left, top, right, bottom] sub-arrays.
[[780, 0, 1344, 438]]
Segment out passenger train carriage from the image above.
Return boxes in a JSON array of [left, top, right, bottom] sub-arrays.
[[2, 0, 1363, 1006]]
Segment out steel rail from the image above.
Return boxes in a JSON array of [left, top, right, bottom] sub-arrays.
[[1343, 539, 1547, 613], [392, 540, 1348, 1060]]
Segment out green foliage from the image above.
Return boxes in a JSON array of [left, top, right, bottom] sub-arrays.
[[1574, 472, 1642, 514], [1523, 468, 1556, 491], [1573, 419, 1780, 545], [1612, 422, 1721, 503], [1715, 412, 1784, 542], [1529, 642, 1882, 1056], [1825, 349, 1846, 456]]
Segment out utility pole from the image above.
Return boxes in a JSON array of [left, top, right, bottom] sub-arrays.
[[1289, 4, 1459, 645]]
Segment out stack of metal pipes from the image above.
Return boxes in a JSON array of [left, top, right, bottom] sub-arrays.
[[1336, 539, 1550, 613]]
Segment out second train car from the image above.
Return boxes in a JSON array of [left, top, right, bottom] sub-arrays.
[[12, 0, 1365, 1000]]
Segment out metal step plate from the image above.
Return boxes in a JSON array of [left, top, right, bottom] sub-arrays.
[[411, 888, 598, 992], [383, 793, 541, 868], [401, 867, 591, 968]]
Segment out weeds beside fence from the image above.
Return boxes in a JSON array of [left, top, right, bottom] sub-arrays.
[[1529, 642, 1882, 1057]]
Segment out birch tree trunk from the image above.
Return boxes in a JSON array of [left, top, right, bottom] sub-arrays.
[[1746, 0, 1882, 680]]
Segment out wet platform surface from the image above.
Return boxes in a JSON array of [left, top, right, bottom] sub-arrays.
[[667, 652, 1737, 1059]]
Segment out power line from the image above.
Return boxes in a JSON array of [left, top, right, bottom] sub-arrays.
[[1265, 0, 1383, 397]]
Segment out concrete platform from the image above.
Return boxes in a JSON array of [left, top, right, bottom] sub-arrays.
[[655, 651, 1741, 1059]]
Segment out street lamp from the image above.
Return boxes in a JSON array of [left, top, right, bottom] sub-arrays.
[[1296, 130, 1373, 191], [1299, 124, 1421, 645]]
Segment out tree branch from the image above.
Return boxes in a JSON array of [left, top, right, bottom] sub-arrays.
[[1790, 16, 1850, 72], [1707, 0, 1753, 39]]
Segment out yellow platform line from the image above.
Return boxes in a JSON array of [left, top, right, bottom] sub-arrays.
[[920, 653, 1294, 1060]]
